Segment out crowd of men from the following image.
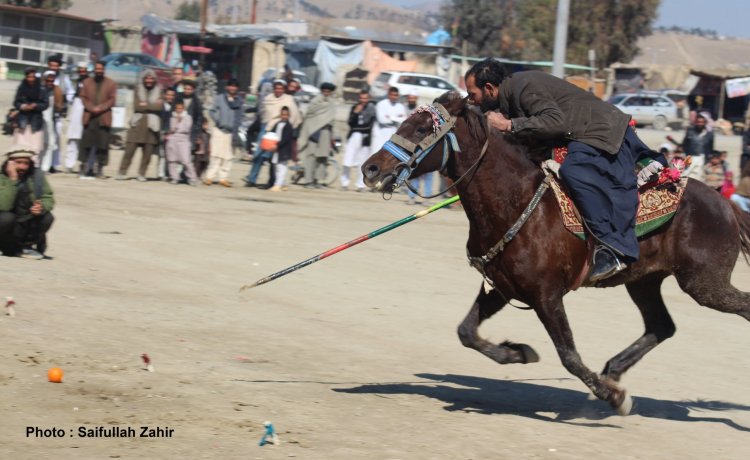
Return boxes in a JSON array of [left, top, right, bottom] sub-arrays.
[[4, 54, 750, 260]]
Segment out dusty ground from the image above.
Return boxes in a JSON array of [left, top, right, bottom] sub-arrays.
[[1, 80, 749, 459]]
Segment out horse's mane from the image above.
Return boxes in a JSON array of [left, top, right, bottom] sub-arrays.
[[435, 91, 551, 165]]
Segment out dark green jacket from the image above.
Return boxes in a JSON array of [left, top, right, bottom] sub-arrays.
[[0, 172, 55, 214], [497, 71, 631, 155]]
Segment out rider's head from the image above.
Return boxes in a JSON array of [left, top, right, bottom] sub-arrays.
[[465, 58, 507, 112]]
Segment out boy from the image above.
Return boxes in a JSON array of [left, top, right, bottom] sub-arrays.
[[166, 100, 198, 185], [269, 106, 294, 192]]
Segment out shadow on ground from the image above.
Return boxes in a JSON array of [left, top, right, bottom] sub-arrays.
[[334, 373, 750, 430]]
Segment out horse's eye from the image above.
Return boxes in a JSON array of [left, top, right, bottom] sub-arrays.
[[416, 127, 427, 135]]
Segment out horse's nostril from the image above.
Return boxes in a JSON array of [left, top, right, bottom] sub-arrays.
[[365, 164, 380, 179]]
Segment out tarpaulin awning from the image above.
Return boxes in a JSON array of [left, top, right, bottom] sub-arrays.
[[321, 35, 453, 55], [141, 14, 287, 41], [314, 40, 364, 84]]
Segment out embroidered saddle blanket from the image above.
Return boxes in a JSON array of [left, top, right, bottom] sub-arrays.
[[549, 147, 687, 239]]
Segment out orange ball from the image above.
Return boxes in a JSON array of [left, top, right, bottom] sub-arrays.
[[47, 367, 63, 383]]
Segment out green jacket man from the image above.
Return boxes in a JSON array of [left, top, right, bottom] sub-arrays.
[[0, 144, 55, 259]]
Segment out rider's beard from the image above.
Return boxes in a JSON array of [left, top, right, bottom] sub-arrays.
[[479, 90, 500, 112]]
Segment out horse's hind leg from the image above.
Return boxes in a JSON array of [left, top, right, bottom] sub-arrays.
[[457, 283, 539, 364], [678, 273, 750, 322], [601, 275, 676, 383]]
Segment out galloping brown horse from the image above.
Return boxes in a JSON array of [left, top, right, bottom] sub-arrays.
[[361, 92, 750, 415]]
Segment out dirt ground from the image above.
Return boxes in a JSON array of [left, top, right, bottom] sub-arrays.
[[1, 83, 749, 459]]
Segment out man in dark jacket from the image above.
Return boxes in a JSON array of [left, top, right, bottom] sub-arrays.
[[465, 59, 664, 282], [0, 145, 55, 259], [681, 114, 714, 181]]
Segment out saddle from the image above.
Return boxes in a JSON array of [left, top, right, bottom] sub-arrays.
[[547, 147, 687, 241]]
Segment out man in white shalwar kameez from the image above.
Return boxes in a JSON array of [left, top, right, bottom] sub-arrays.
[[64, 63, 89, 172], [371, 86, 407, 155]]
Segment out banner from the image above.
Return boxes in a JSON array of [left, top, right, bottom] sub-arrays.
[[726, 76, 750, 98]]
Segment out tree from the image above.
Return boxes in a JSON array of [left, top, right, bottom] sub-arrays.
[[1, 0, 72, 10], [175, 1, 201, 22], [443, 0, 661, 68]]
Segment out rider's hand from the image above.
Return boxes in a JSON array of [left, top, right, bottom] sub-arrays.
[[486, 112, 512, 132], [637, 161, 664, 187]]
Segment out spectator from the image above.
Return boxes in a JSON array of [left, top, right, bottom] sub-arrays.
[[340, 90, 375, 192], [0, 145, 55, 259], [46, 55, 73, 173], [405, 92, 419, 111], [179, 80, 203, 150], [371, 86, 407, 154], [206, 78, 244, 187], [40, 71, 64, 173], [297, 83, 337, 188], [741, 127, 750, 171], [731, 162, 750, 213], [171, 67, 185, 94], [268, 106, 294, 192], [64, 62, 89, 173], [79, 60, 117, 179], [116, 69, 163, 181], [703, 151, 725, 192], [12, 68, 49, 155], [158, 88, 177, 180], [46, 53, 74, 105], [193, 119, 211, 179], [286, 78, 306, 111], [681, 114, 714, 181], [165, 100, 198, 186], [245, 80, 301, 187]]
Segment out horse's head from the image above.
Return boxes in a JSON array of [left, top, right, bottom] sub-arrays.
[[362, 91, 484, 193]]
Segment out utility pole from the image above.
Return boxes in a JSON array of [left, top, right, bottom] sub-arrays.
[[251, 0, 258, 24], [551, 0, 570, 78], [588, 48, 596, 93], [199, 0, 208, 72]]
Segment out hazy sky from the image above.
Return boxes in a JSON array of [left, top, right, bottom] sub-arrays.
[[382, 0, 749, 39]]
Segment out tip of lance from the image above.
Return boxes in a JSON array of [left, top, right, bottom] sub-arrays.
[[239, 282, 258, 292]]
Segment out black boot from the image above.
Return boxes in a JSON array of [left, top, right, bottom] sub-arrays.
[[589, 245, 627, 282]]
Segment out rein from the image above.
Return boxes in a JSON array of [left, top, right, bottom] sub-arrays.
[[467, 172, 551, 300], [381, 102, 489, 199]]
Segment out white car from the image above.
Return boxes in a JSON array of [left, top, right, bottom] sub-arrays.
[[371, 71, 466, 104], [610, 93, 679, 130]]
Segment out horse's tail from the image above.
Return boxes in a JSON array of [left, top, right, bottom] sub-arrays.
[[732, 202, 750, 264]]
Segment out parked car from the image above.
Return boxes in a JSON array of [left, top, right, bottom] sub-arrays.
[[100, 53, 173, 88], [370, 71, 467, 104], [610, 93, 679, 130]]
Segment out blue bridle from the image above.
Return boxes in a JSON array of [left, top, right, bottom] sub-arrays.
[[381, 102, 461, 190]]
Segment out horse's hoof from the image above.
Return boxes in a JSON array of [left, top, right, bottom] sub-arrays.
[[518, 344, 539, 363], [616, 392, 633, 416]]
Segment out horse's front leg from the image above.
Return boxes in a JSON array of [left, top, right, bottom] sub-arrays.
[[534, 296, 632, 415], [457, 283, 539, 364]]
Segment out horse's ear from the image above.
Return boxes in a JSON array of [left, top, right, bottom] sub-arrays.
[[435, 91, 466, 116]]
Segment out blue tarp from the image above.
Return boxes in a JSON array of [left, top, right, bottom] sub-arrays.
[[425, 28, 451, 46]]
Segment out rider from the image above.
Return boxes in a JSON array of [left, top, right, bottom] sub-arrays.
[[464, 58, 666, 282]]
